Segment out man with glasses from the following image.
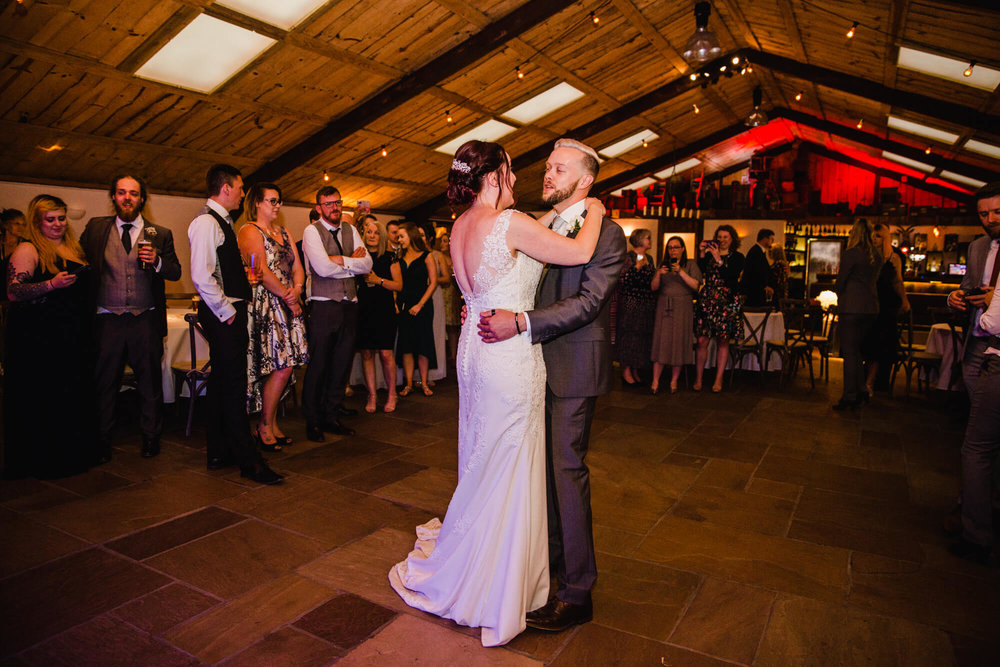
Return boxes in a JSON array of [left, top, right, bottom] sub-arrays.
[[301, 186, 372, 441]]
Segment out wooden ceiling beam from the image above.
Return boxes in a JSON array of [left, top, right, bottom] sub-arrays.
[[610, 0, 689, 75], [246, 0, 580, 184]]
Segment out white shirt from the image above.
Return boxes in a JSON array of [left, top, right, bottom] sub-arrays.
[[523, 199, 588, 338], [188, 199, 239, 322], [302, 217, 372, 302], [971, 238, 1000, 338]]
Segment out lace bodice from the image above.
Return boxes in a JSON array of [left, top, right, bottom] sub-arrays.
[[464, 209, 543, 315]]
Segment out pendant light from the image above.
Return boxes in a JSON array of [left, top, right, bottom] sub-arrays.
[[682, 2, 722, 66], [745, 86, 768, 127]]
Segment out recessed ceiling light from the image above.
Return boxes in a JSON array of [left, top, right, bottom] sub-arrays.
[[897, 46, 1000, 91], [964, 139, 1000, 160], [215, 0, 327, 29], [939, 171, 986, 188], [655, 158, 701, 179], [599, 130, 660, 159], [502, 82, 585, 124], [434, 119, 517, 155], [135, 15, 276, 93], [610, 177, 657, 196], [881, 150, 933, 172], [886, 116, 960, 145]]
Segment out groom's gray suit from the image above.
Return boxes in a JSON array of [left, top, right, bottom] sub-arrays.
[[527, 215, 626, 606]]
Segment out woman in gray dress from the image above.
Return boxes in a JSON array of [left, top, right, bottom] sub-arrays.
[[650, 236, 702, 394]]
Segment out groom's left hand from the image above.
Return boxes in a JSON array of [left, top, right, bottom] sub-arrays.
[[478, 309, 516, 343]]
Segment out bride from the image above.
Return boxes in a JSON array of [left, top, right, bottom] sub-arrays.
[[388, 140, 604, 646]]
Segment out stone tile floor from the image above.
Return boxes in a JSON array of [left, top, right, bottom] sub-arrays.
[[1, 361, 998, 665]]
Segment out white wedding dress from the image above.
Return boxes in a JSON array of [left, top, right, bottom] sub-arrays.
[[389, 209, 549, 646]]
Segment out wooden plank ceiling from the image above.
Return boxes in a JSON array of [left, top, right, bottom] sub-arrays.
[[1, 0, 998, 217]]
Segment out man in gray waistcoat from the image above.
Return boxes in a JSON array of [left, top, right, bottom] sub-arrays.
[[301, 185, 372, 441], [81, 174, 181, 461]]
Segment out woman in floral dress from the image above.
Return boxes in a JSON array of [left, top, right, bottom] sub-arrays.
[[694, 224, 744, 392], [238, 183, 309, 451]]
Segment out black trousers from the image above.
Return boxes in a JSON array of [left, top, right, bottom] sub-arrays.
[[94, 310, 164, 443], [961, 354, 1000, 547], [198, 301, 257, 468], [839, 313, 875, 402], [545, 388, 598, 606], [302, 300, 358, 424]]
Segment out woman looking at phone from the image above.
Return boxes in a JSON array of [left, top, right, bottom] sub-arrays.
[[650, 237, 702, 394], [693, 225, 745, 392]]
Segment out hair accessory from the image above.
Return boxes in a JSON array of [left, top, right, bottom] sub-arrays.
[[451, 159, 472, 174]]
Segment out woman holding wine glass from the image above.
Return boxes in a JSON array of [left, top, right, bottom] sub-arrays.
[[237, 183, 309, 451]]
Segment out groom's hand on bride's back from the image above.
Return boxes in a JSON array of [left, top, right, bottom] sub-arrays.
[[479, 309, 516, 343]]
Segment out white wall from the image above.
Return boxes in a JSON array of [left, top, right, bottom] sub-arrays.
[[0, 180, 389, 293]]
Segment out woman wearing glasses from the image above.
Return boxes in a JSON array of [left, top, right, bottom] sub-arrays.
[[237, 183, 309, 451]]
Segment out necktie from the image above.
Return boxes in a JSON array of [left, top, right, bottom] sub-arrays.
[[990, 241, 1000, 287], [330, 226, 344, 255], [121, 223, 133, 253]]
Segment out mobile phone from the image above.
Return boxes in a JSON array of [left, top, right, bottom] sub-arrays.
[[964, 287, 985, 298], [67, 264, 91, 275]]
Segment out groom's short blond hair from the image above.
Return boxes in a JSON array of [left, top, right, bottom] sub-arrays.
[[554, 138, 600, 179]]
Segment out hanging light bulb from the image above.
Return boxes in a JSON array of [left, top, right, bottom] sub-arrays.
[[745, 86, 768, 127], [693, 103, 700, 114], [689, 72, 699, 81], [846, 21, 858, 39], [515, 66, 524, 80], [746, 64, 753, 73], [925, 146, 932, 155], [445, 110, 453, 123], [451, 213, 457, 220], [719, 65, 727, 72], [381, 145, 388, 157], [964, 61, 976, 77], [590, 11, 599, 25], [323, 170, 329, 182], [856, 118, 863, 129], [795, 91, 803, 101], [642, 138, 649, 148], [731, 55, 740, 66], [682, 2, 722, 66]]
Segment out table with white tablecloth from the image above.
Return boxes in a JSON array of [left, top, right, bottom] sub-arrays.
[[703, 310, 786, 371], [162, 308, 210, 403], [924, 322, 962, 391]]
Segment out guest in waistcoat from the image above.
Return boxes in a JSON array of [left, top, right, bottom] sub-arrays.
[[81, 174, 181, 461], [188, 163, 282, 485], [301, 185, 372, 442]]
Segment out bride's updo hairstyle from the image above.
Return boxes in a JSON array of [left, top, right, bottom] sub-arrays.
[[446, 140, 512, 209]]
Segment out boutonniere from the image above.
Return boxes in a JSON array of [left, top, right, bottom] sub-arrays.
[[143, 226, 158, 238], [569, 216, 583, 235]]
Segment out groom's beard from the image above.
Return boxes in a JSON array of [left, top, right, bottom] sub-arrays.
[[541, 178, 580, 207]]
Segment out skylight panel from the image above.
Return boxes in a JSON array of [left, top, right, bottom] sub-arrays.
[[655, 158, 701, 179], [135, 15, 276, 93], [502, 82, 586, 124], [610, 177, 656, 196], [964, 139, 1000, 160], [599, 130, 659, 159], [886, 116, 960, 145], [435, 120, 517, 155], [897, 47, 1000, 92], [882, 151, 933, 173], [939, 171, 986, 189], [215, 0, 328, 29]]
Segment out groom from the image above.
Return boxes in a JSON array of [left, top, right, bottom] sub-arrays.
[[479, 138, 626, 631]]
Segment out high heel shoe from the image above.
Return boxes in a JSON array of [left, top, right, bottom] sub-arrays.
[[651, 384, 659, 395], [859, 391, 871, 405], [832, 398, 861, 411], [711, 382, 723, 393], [274, 435, 293, 447], [670, 381, 678, 394], [254, 428, 282, 452]]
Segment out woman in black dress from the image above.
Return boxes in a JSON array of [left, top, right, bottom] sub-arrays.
[[834, 218, 880, 409], [863, 222, 909, 395], [4, 195, 92, 479], [358, 217, 403, 412], [395, 222, 438, 396], [694, 225, 745, 393], [615, 228, 656, 385]]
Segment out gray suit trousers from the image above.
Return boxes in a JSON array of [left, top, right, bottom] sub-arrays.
[[961, 354, 1000, 546]]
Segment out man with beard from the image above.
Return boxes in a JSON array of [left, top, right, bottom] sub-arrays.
[[81, 174, 181, 461], [478, 138, 627, 631]]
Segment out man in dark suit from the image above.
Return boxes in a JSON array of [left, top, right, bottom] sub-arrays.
[[81, 174, 181, 461], [739, 228, 775, 307], [479, 138, 626, 631]]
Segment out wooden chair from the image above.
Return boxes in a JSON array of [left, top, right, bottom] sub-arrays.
[[811, 305, 838, 381], [889, 310, 942, 396], [765, 304, 820, 389], [170, 313, 211, 436], [729, 307, 772, 386]]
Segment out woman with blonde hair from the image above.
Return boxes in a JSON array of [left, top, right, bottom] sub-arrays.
[[357, 216, 403, 412], [833, 218, 880, 409], [862, 222, 909, 395], [237, 182, 309, 451], [4, 194, 92, 478]]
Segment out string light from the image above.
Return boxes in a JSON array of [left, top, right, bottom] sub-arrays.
[[693, 104, 700, 114], [689, 73, 698, 81], [451, 213, 457, 220], [380, 145, 388, 157], [719, 65, 727, 72], [856, 118, 863, 129], [731, 55, 740, 65], [795, 91, 803, 101], [925, 146, 932, 155], [933, 226, 940, 237], [446, 110, 453, 123], [323, 170, 329, 182], [590, 11, 599, 25], [641, 138, 648, 148], [846, 21, 857, 39], [515, 66, 524, 80], [964, 61, 976, 77], [746, 64, 753, 73]]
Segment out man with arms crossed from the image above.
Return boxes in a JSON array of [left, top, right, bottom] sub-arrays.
[[479, 138, 627, 631]]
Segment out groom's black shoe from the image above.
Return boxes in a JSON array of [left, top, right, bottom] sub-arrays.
[[525, 599, 592, 632]]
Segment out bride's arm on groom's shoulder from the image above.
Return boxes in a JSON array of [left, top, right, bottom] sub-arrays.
[[506, 198, 604, 266]]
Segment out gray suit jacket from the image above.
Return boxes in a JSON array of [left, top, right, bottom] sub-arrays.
[[954, 234, 994, 356], [528, 217, 627, 398]]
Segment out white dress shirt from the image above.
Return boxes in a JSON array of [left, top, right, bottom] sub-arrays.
[[302, 217, 372, 302], [188, 199, 239, 322], [971, 238, 1000, 338]]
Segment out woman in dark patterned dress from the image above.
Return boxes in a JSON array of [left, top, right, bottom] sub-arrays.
[[4, 195, 92, 479], [238, 183, 309, 452], [694, 224, 745, 392], [395, 222, 437, 396], [357, 216, 403, 413], [615, 228, 656, 385], [768, 245, 790, 302]]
